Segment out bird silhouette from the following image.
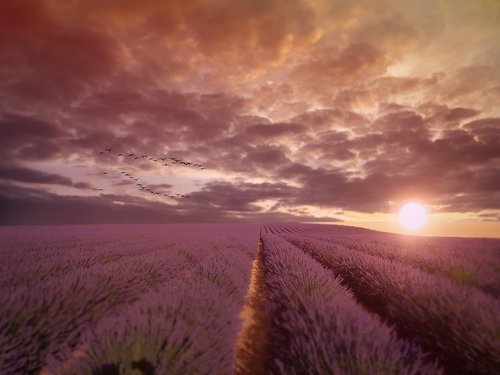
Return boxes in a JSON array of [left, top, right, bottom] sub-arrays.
[[94, 150, 202, 199]]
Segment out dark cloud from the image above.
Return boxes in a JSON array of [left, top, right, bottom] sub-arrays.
[[188, 181, 295, 212], [297, 130, 355, 161], [0, 2, 126, 109], [241, 146, 291, 170], [244, 123, 307, 138], [275, 165, 402, 213], [442, 107, 480, 123], [0, 182, 331, 225], [0, 164, 92, 189], [0, 113, 65, 161]]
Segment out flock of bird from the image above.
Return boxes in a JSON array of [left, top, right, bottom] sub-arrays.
[[99, 148, 206, 170], [96, 148, 206, 199]]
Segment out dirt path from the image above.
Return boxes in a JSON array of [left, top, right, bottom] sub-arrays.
[[234, 238, 270, 375]]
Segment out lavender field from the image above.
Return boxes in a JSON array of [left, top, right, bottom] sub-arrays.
[[0, 223, 499, 375]]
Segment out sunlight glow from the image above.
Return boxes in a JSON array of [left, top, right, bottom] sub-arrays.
[[399, 203, 428, 230]]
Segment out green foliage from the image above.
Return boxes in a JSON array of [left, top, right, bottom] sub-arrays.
[[446, 268, 478, 286]]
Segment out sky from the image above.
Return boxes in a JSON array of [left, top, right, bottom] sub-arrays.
[[0, 0, 499, 237]]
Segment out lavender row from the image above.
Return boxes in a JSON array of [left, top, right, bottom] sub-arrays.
[[291, 229, 500, 297], [0, 226, 253, 374], [282, 234, 500, 375], [1, 250, 205, 374], [0, 241, 177, 289], [0, 224, 257, 289], [262, 223, 370, 236], [0, 226, 181, 288], [261, 234, 441, 375], [54, 242, 257, 375], [0, 230, 217, 292]]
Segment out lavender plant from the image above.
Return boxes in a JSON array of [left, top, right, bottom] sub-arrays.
[[292, 229, 500, 297], [56, 243, 256, 375], [262, 234, 441, 375], [0, 224, 258, 374], [282, 233, 500, 375]]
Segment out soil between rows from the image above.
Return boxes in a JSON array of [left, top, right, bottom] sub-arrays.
[[234, 239, 270, 375]]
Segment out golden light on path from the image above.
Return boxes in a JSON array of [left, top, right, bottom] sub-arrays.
[[399, 203, 428, 231]]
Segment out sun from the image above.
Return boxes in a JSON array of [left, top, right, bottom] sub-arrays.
[[399, 203, 427, 230]]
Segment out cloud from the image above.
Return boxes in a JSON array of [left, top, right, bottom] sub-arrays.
[[292, 109, 368, 131], [147, 183, 174, 190], [0, 164, 92, 189], [244, 123, 307, 138], [188, 181, 295, 212], [0, 2, 127, 109], [0, 0, 499, 224], [0, 182, 331, 225], [291, 43, 387, 85]]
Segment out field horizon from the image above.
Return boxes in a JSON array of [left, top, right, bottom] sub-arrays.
[[1, 221, 498, 240]]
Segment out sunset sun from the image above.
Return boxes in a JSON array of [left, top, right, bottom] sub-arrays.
[[399, 203, 428, 230]]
